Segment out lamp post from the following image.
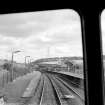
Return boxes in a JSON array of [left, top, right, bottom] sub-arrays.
[[29, 58, 34, 71], [25, 56, 30, 67], [24, 56, 30, 73], [11, 50, 21, 82]]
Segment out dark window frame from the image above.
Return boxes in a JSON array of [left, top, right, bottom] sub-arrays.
[[79, 8, 104, 105], [0, 7, 104, 105]]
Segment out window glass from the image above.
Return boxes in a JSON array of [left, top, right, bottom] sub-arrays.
[[101, 10, 105, 104], [101, 10, 105, 75], [0, 9, 85, 105]]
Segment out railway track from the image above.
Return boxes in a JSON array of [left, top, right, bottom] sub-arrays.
[[57, 73, 84, 89], [46, 73, 84, 105], [54, 75, 84, 101], [39, 74, 58, 105], [29, 73, 58, 105], [47, 74, 69, 105], [29, 74, 44, 105], [3, 71, 84, 105], [30, 72, 84, 105]]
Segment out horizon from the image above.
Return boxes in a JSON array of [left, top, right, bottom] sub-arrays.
[[0, 56, 83, 64]]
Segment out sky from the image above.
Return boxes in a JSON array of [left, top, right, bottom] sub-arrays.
[[0, 9, 83, 63]]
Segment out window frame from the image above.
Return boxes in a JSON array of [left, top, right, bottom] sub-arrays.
[[78, 8, 104, 105], [0, 7, 104, 105]]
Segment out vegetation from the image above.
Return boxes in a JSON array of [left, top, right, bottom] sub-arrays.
[[2, 63, 12, 72], [1, 62, 30, 79]]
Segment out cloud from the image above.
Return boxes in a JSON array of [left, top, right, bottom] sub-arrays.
[[0, 9, 82, 62], [0, 34, 16, 46], [0, 9, 80, 38], [43, 43, 82, 57], [25, 22, 81, 47]]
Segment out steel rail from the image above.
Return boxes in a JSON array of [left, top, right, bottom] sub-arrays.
[[48, 74, 84, 105], [39, 75, 45, 105], [56, 73, 84, 89], [54, 75, 84, 101], [39, 74, 58, 105], [28, 74, 44, 105], [47, 74, 69, 105], [46, 73, 63, 105]]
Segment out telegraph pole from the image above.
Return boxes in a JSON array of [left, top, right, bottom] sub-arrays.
[[11, 50, 21, 82]]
